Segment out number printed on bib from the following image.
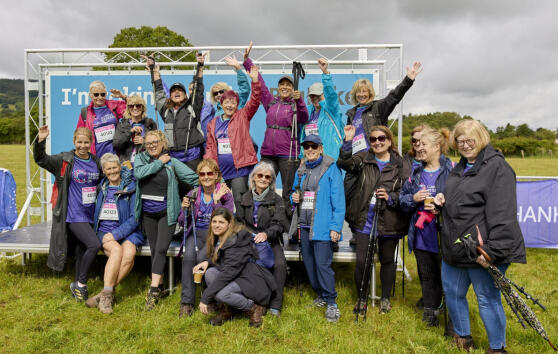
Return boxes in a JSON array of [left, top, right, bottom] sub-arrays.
[[99, 202, 119, 220], [218, 138, 232, 154], [305, 123, 319, 137], [82, 186, 96, 205], [301, 191, 316, 210], [352, 134, 367, 154], [94, 124, 115, 143]]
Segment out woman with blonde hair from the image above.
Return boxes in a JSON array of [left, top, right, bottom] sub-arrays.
[[405, 124, 429, 173], [113, 94, 157, 165]]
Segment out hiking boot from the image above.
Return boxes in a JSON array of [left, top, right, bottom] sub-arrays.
[[247, 304, 266, 327], [179, 303, 194, 318], [85, 292, 101, 308], [325, 304, 340, 322], [209, 305, 234, 326], [145, 289, 161, 311], [422, 308, 439, 327], [486, 348, 508, 354], [311, 297, 327, 308], [379, 298, 391, 314], [269, 308, 281, 317], [453, 334, 475, 352], [98, 290, 114, 314], [353, 301, 367, 315], [70, 282, 88, 301]]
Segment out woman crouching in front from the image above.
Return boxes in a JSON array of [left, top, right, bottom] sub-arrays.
[[194, 208, 276, 327]]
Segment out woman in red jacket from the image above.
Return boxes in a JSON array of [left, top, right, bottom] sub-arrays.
[[204, 65, 261, 212]]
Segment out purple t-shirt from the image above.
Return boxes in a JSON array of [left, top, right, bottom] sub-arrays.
[[169, 146, 201, 163], [92, 106, 118, 158], [463, 163, 474, 174], [195, 195, 213, 230], [98, 186, 120, 233], [66, 156, 101, 223], [353, 157, 389, 234], [414, 168, 441, 253], [351, 107, 369, 155], [214, 116, 253, 180]]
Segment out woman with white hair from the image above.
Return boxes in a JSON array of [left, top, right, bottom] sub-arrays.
[[77, 80, 128, 158], [236, 161, 289, 316]]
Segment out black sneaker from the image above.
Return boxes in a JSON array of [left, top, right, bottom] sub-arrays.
[[70, 282, 88, 301]]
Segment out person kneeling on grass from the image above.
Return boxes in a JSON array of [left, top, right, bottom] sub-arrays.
[[193, 208, 276, 327], [86, 153, 144, 313]]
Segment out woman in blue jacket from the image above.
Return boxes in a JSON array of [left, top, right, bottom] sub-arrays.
[[290, 134, 345, 323], [87, 153, 143, 314], [399, 127, 453, 326]]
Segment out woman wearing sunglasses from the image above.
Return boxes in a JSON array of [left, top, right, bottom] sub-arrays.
[[404, 124, 428, 174], [236, 162, 289, 316], [76, 80, 128, 158], [290, 134, 345, 323], [176, 159, 234, 317], [134, 130, 198, 310], [204, 65, 261, 213], [113, 95, 157, 166], [338, 125, 410, 314]]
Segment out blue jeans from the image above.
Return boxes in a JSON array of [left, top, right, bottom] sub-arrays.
[[300, 227, 337, 305], [442, 261, 509, 349]]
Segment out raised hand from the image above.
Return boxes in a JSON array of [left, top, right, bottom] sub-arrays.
[[214, 184, 231, 201], [38, 125, 49, 142], [318, 58, 329, 74], [244, 41, 253, 61], [196, 52, 207, 65], [224, 55, 241, 70], [141, 54, 160, 80], [344, 125, 356, 141], [248, 65, 259, 83], [406, 61, 423, 80], [110, 89, 126, 100]]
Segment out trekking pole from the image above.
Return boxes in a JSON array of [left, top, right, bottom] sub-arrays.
[[184, 53, 203, 156], [289, 61, 306, 162], [148, 56, 162, 129], [296, 186, 303, 297], [436, 213, 450, 336], [189, 196, 198, 254], [402, 237, 405, 298]]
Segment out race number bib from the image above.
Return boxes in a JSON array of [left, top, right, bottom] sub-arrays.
[[82, 187, 96, 205], [218, 138, 232, 154], [301, 191, 315, 210], [99, 202, 119, 221], [305, 123, 319, 137], [352, 134, 367, 154], [94, 124, 115, 143], [141, 194, 165, 202]]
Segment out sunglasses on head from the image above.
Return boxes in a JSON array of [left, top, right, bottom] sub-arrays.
[[93, 92, 106, 97], [411, 138, 420, 144], [199, 171, 215, 178], [128, 104, 143, 109], [213, 89, 226, 97], [369, 135, 387, 143], [302, 142, 320, 150], [256, 173, 272, 181]]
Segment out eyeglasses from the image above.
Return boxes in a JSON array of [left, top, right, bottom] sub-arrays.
[[411, 138, 420, 145], [369, 135, 387, 143], [256, 173, 272, 181], [92, 92, 106, 97], [199, 171, 215, 178], [302, 143, 320, 150], [145, 140, 160, 147], [128, 104, 143, 109], [213, 89, 226, 97], [456, 138, 476, 147]]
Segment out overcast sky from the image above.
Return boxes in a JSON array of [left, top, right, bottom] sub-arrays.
[[1, 0, 557, 130]]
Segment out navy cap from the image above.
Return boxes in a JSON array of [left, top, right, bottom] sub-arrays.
[[302, 134, 323, 146], [170, 82, 186, 93]]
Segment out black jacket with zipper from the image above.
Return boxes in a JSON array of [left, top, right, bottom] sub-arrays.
[[113, 117, 158, 163]]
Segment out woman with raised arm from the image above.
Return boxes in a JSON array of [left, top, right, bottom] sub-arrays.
[[434, 119, 526, 353], [337, 125, 410, 314], [177, 158, 234, 318], [33, 125, 102, 301], [399, 126, 453, 326], [76, 81, 127, 158], [243, 42, 309, 209], [236, 162, 289, 316], [204, 65, 262, 212], [194, 208, 276, 327], [86, 153, 143, 314], [113, 94, 157, 166], [134, 130, 198, 310]]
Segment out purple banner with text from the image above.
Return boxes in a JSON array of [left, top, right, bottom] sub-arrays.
[[517, 179, 558, 248]]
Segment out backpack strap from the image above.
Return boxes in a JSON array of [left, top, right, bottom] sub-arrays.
[[80, 107, 88, 123], [323, 110, 343, 142]]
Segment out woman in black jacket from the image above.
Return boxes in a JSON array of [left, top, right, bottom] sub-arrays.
[[237, 161, 289, 316], [112, 94, 157, 166], [194, 208, 276, 327], [33, 125, 102, 301], [337, 124, 410, 314], [435, 119, 526, 353]]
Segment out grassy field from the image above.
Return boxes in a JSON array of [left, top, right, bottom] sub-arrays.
[[1, 145, 558, 353]]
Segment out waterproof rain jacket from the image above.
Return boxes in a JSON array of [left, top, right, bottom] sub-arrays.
[[112, 117, 157, 163]]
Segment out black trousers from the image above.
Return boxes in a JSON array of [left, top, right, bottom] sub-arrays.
[[142, 212, 175, 275], [414, 249, 443, 308], [269, 243, 287, 310], [261, 155, 298, 216], [67, 222, 101, 284]]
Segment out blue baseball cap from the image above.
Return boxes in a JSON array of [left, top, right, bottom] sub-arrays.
[[302, 134, 323, 146]]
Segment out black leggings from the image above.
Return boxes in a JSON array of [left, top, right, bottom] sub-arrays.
[[225, 176, 249, 214], [67, 222, 101, 284], [142, 212, 175, 275], [261, 156, 298, 214], [414, 249, 443, 309], [354, 232, 399, 300]]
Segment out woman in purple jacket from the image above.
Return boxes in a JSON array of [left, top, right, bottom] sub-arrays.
[[177, 158, 234, 317], [242, 42, 309, 208]]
